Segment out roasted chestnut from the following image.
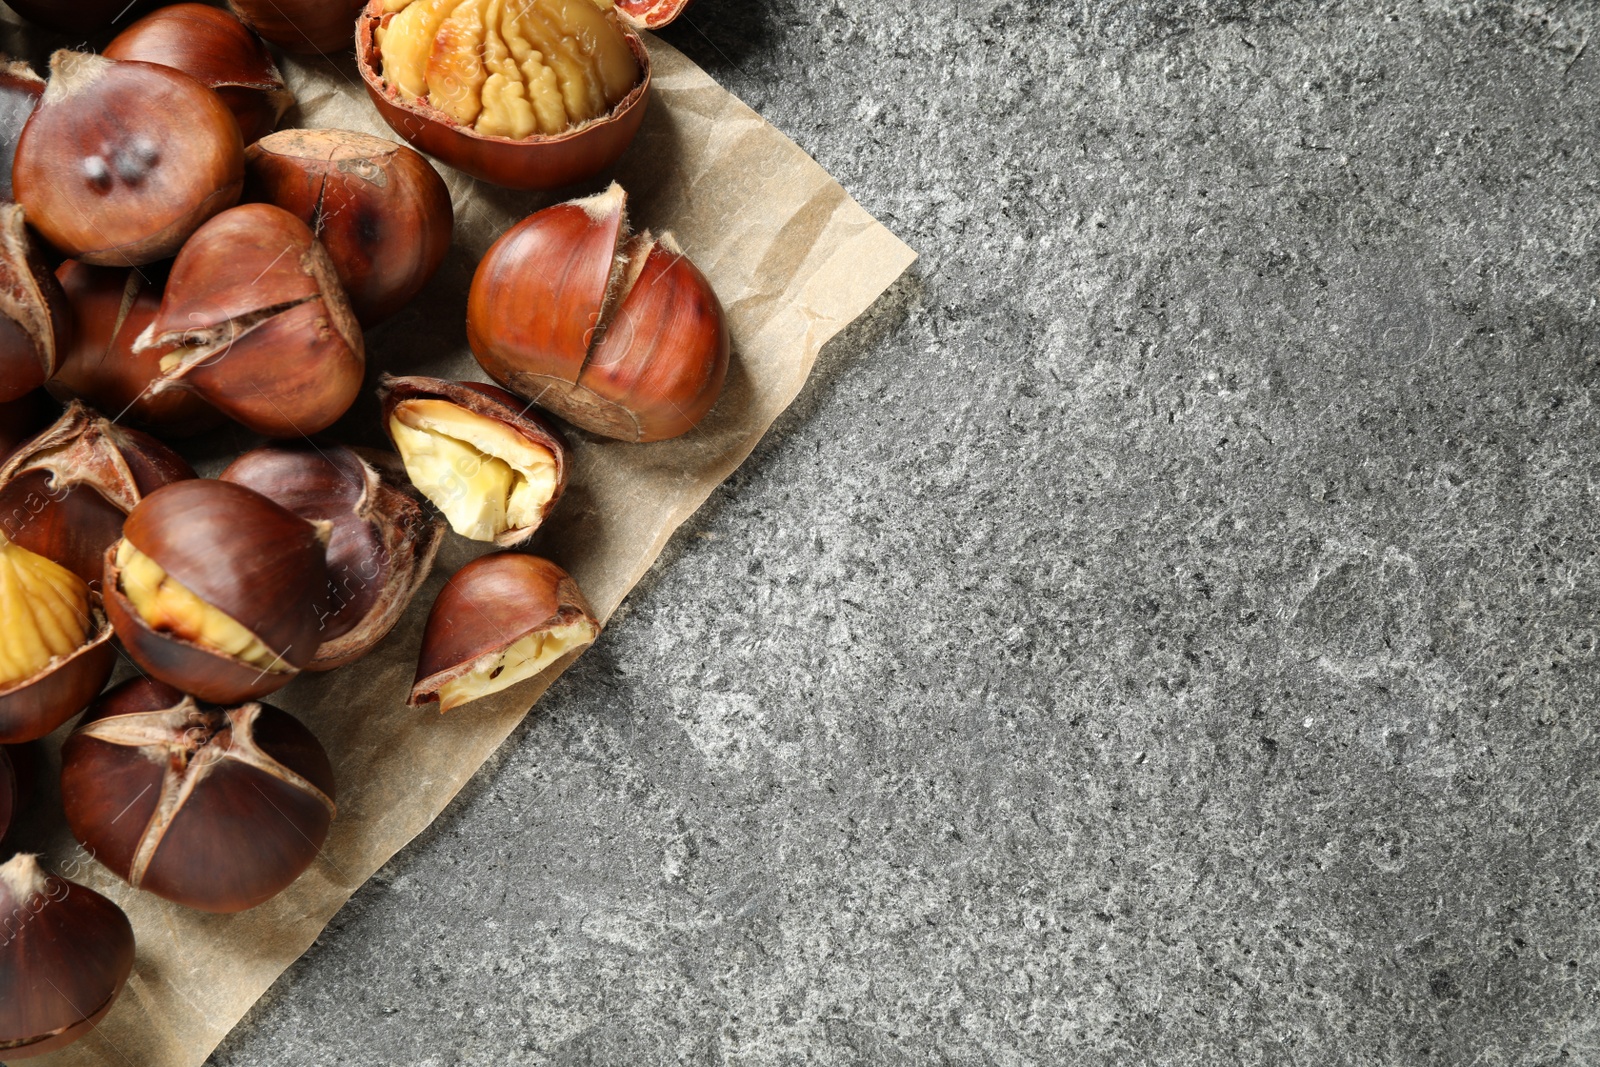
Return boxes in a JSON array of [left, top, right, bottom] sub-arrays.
[[132, 203, 366, 437], [229, 0, 366, 54], [221, 442, 445, 671], [61, 678, 336, 913], [377, 375, 567, 545], [356, 0, 656, 189], [469, 183, 730, 442], [105, 4, 294, 146], [0, 391, 55, 467], [103, 479, 332, 704], [0, 204, 70, 406], [0, 535, 115, 744], [13, 51, 245, 267], [411, 552, 598, 711], [0, 61, 44, 203], [245, 129, 453, 326], [0, 401, 194, 585], [0, 854, 136, 1059], [51, 261, 224, 436]]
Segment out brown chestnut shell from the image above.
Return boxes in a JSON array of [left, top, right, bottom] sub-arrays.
[[410, 552, 597, 709], [355, 1, 651, 190], [105, 4, 294, 146], [244, 128, 453, 326], [0, 61, 44, 203], [61, 677, 337, 913], [221, 441, 445, 670], [13, 51, 245, 267], [0, 854, 136, 1059], [229, 0, 366, 55], [0, 390, 55, 466], [0, 203, 71, 404]]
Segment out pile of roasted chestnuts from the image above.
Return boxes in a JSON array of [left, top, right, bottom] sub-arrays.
[[0, 0, 721, 1056]]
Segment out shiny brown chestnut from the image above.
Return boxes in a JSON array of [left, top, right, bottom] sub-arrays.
[[13, 51, 245, 267], [377, 375, 568, 546], [0, 61, 44, 203], [0, 401, 194, 585], [229, 0, 366, 54], [0, 536, 114, 746], [221, 442, 445, 671], [105, 4, 294, 146], [411, 553, 599, 712], [132, 203, 365, 437], [0, 391, 55, 467], [0, 204, 70, 405], [469, 183, 730, 442], [0, 854, 136, 1059], [61, 677, 336, 913], [355, 0, 655, 190], [245, 129, 453, 325], [104, 479, 331, 704], [51, 261, 224, 436]]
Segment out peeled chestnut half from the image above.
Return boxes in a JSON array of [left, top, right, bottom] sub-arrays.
[[245, 129, 453, 325], [0, 854, 136, 1059], [222, 442, 445, 671], [105, 4, 294, 146], [61, 678, 336, 913], [104, 479, 332, 704], [13, 51, 245, 266], [0, 401, 194, 585], [133, 204, 366, 437], [469, 183, 730, 442], [378, 375, 568, 545], [356, 0, 655, 189], [0, 535, 116, 744], [411, 553, 599, 711], [0, 204, 70, 404]]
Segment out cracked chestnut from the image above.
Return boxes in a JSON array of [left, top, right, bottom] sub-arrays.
[[469, 183, 729, 442], [378, 375, 568, 545], [245, 128, 453, 325], [61, 677, 337, 913], [13, 51, 244, 266], [411, 552, 599, 712], [133, 203, 366, 437], [0, 204, 70, 405], [0, 854, 136, 1059], [105, 4, 294, 146], [104, 479, 332, 704], [222, 441, 445, 671]]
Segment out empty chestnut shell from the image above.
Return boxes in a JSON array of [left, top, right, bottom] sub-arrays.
[[13, 51, 245, 267], [411, 553, 599, 712], [221, 441, 445, 671], [51, 261, 224, 436], [0, 204, 70, 405], [0, 400, 194, 585], [245, 129, 453, 326], [61, 677, 337, 913], [104, 479, 332, 704], [355, 0, 652, 190], [0, 61, 44, 203], [377, 375, 568, 546], [229, 0, 366, 54], [133, 203, 366, 437], [0, 854, 136, 1059], [105, 4, 294, 146], [469, 183, 730, 442]]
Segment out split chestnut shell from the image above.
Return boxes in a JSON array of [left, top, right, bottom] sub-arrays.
[[60, 678, 337, 913], [0, 203, 71, 404]]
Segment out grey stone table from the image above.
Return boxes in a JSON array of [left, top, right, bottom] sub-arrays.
[[210, 2, 1600, 1063]]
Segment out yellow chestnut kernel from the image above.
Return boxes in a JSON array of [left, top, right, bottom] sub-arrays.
[[436, 617, 598, 712], [115, 541, 286, 671], [0, 538, 90, 687]]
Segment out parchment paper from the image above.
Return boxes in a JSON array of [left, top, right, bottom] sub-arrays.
[[8, 29, 915, 1067]]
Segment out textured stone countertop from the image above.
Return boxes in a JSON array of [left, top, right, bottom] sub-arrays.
[[211, 2, 1600, 1063]]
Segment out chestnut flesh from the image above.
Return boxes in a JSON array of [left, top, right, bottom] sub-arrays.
[[62, 677, 336, 913], [0, 854, 136, 1059], [221, 441, 445, 671], [411, 552, 599, 712], [245, 129, 453, 326], [469, 183, 730, 442]]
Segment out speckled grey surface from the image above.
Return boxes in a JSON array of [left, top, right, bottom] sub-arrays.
[[206, 2, 1600, 1064]]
